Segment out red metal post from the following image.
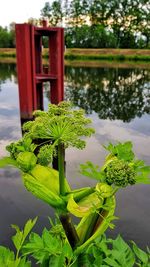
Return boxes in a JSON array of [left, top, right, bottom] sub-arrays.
[[49, 28, 64, 103], [15, 24, 34, 119], [15, 23, 64, 119]]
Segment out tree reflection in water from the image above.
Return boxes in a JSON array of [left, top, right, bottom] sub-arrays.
[[64, 66, 150, 122], [0, 62, 149, 123], [0, 62, 17, 91]]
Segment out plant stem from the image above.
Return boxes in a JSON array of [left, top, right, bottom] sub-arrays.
[[58, 143, 80, 249], [59, 213, 80, 249], [58, 143, 65, 196], [82, 212, 99, 243]]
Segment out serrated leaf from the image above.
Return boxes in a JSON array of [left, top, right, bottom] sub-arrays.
[[0, 246, 15, 264], [94, 255, 103, 266], [18, 257, 31, 267], [12, 218, 37, 253], [22, 229, 62, 264], [23, 217, 37, 241], [80, 161, 105, 181], [105, 236, 135, 267], [131, 241, 149, 264], [62, 243, 73, 259], [49, 255, 63, 267], [104, 142, 135, 162], [104, 257, 121, 267], [135, 165, 150, 184], [112, 235, 129, 251], [11, 225, 23, 251]]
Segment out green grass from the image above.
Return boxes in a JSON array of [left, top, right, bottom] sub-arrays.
[[64, 53, 150, 62], [0, 49, 16, 58], [0, 48, 150, 62]]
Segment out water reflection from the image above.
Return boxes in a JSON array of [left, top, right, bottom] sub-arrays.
[[0, 62, 16, 82], [65, 66, 150, 122]]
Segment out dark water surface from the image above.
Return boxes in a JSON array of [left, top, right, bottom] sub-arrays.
[[0, 61, 150, 249]]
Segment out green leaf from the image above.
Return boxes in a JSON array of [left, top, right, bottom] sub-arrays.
[[49, 255, 64, 267], [0, 157, 18, 168], [0, 246, 31, 267], [11, 225, 23, 252], [23, 217, 38, 241], [80, 161, 105, 181], [112, 235, 129, 251], [93, 255, 103, 266], [0, 246, 15, 264], [22, 229, 62, 264], [104, 257, 121, 267], [104, 141, 135, 162], [11, 217, 37, 254], [135, 165, 150, 184], [108, 235, 135, 267], [17, 257, 31, 267], [131, 241, 149, 264]]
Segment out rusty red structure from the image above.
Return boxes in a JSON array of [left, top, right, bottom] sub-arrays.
[[15, 23, 64, 119]]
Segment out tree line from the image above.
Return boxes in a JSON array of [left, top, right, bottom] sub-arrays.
[[0, 0, 149, 48], [0, 23, 15, 48], [41, 0, 150, 48]]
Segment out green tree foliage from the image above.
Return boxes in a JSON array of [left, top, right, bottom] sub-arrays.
[[0, 26, 14, 48], [40, 0, 150, 48], [41, 0, 63, 26]]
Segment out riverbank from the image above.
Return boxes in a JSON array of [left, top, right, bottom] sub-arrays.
[[64, 48, 150, 61], [0, 48, 150, 61]]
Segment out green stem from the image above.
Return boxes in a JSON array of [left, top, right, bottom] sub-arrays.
[[82, 212, 99, 243], [111, 186, 119, 196], [57, 143, 80, 249], [58, 143, 65, 196], [66, 187, 95, 202]]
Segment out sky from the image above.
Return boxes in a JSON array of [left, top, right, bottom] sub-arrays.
[[0, 0, 51, 28]]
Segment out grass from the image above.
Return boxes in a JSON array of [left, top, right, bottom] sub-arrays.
[[64, 48, 150, 62], [0, 48, 16, 57], [0, 48, 150, 62]]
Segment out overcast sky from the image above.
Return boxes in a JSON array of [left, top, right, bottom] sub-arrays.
[[0, 0, 50, 28]]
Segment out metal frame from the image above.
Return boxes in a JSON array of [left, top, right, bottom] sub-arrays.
[[15, 23, 64, 119]]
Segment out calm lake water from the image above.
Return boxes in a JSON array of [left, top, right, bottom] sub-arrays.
[[0, 60, 150, 249]]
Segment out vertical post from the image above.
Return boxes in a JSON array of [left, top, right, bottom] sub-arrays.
[[32, 30, 43, 110], [15, 24, 34, 119], [49, 28, 64, 103]]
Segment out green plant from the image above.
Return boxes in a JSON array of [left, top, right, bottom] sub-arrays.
[[0, 101, 150, 266], [0, 218, 150, 267], [0, 218, 37, 267]]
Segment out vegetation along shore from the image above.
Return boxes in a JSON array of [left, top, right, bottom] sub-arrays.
[[0, 48, 150, 62]]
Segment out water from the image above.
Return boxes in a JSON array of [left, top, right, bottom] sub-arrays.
[[0, 60, 150, 249]]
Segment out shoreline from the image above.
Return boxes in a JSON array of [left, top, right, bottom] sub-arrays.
[[0, 48, 150, 62]]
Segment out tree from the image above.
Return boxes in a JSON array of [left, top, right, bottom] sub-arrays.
[[109, 0, 150, 48], [0, 26, 12, 48], [89, 0, 110, 27], [41, 1, 63, 26], [41, 0, 150, 48]]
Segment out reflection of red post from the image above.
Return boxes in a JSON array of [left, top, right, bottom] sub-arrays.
[[15, 23, 64, 119]]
